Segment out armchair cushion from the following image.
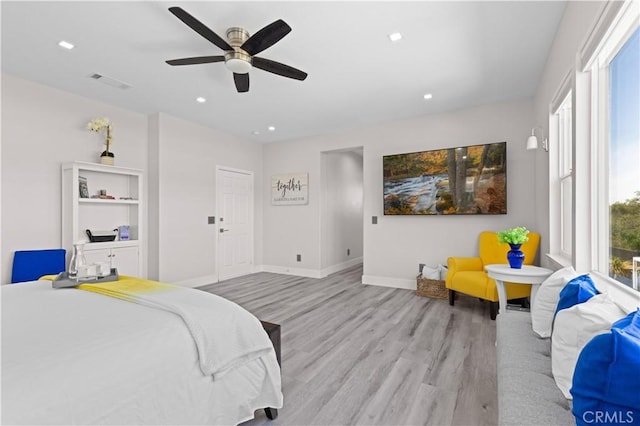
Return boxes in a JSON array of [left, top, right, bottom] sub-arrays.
[[450, 271, 491, 299], [447, 257, 483, 272]]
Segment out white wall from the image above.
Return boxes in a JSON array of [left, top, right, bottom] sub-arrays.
[[152, 113, 263, 286], [263, 99, 537, 288], [1, 74, 148, 284], [1, 74, 262, 287], [147, 113, 161, 280], [320, 150, 364, 272]]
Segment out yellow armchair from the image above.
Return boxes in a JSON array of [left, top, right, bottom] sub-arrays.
[[446, 231, 540, 319]]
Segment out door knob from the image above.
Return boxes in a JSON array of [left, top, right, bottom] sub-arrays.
[[220, 228, 230, 233]]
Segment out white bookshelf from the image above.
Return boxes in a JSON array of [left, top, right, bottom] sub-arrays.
[[62, 161, 143, 276]]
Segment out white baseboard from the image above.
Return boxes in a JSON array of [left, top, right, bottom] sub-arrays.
[[251, 265, 265, 273], [175, 267, 415, 291], [362, 274, 416, 290], [260, 265, 323, 279], [173, 274, 218, 288], [257, 257, 363, 279], [320, 257, 363, 277], [173, 269, 415, 291]]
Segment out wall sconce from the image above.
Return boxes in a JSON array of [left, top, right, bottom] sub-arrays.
[[527, 127, 548, 152]]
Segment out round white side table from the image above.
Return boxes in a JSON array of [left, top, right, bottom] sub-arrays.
[[485, 264, 553, 315]]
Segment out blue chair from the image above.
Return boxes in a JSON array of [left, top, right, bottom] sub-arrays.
[[11, 249, 66, 283]]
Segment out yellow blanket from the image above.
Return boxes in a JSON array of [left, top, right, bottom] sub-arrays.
[[78, 276, 177, 301]]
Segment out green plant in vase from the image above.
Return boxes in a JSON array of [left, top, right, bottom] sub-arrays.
[[497, 226, 530, 245], [497, 226, 529, 268]]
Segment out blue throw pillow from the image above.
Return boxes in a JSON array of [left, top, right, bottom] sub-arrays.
[[555, 274, 599, 314], [571, 309, 640, 426], [612, 309, 635, 329]]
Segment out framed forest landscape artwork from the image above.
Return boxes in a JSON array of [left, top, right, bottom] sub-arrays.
[[383, 141, 507, 215]]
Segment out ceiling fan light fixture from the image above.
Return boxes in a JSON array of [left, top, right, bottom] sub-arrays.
[[225, 58, 252, 74], [224, 49, 252, 74]]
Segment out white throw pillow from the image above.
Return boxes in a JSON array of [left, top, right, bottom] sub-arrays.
[[551, 293, 626, 399], [531, 266, 578, 338]]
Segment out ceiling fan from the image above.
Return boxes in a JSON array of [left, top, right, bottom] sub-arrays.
[[165, 7, 308, 93]]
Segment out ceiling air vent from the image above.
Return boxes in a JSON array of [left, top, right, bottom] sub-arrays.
[[88, 73, 132, 90]]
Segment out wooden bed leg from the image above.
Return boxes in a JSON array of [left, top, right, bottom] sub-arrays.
[[265, 407, 278, 420], [260, 321, 281, 421]]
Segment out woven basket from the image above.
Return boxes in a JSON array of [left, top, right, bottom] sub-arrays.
[[416, 275, 448, 299]]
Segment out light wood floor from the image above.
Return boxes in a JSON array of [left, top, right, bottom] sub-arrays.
[[198, 264, 497, 426]]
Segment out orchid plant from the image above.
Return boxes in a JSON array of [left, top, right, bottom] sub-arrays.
[[87, 117, 113, 156]]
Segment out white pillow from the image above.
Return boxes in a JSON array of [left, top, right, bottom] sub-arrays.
[[551, 293, 626, 399], [531, 266, 578, 337]]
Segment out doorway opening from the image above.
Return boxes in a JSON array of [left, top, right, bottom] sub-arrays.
[[320, 147, 364, 276]]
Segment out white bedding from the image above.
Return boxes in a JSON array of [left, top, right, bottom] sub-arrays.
[[1, 280, 282, 425]]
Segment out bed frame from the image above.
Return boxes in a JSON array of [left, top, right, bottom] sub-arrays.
[[261, 321, 281, 420]]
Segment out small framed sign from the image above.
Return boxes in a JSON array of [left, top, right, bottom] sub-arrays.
[[271, 173, 308, 205], [79, 176, 89, 198]]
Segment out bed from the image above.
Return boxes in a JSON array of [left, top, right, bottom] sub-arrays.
[[1, 277, 283, 425]]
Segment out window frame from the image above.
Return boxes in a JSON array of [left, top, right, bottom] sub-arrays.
[[557, 93, 573, 259], [582, 0, 639, 290], [548, 71, 573, 266]]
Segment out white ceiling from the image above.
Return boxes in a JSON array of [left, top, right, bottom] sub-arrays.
[[1, 1, 565, 143]]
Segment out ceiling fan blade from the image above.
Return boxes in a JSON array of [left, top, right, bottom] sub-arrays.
[[241, 19, 291, 56], [169, 7, 232, 51], [234, 73, 249, 93], [166, 56, 225, 66], [252, 57, 308, 81]]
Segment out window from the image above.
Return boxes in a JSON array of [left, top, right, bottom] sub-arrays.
[[608, 27, 639, 287], [548, 74, 573, 266], [586, 2, 639, 289], [556, 93, 573, 259]]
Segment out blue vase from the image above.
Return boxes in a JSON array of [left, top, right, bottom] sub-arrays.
[[507, 244, 525, 269]]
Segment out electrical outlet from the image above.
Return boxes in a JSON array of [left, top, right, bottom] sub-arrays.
[[296, 254, 301, 262], [347, 248, 350, 256], [372, 216, 378, 224]]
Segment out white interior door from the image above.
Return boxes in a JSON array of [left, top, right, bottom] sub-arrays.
[[216, 167, 253, 281]]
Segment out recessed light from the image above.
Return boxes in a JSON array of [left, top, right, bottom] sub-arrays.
[[388, 32, 402, 42], [268, 126, 276, 132], [196, 97, 206, 103], [252, 130, 260, 135], [58, 40, 74, 50], [423, 93, 433, 100]]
